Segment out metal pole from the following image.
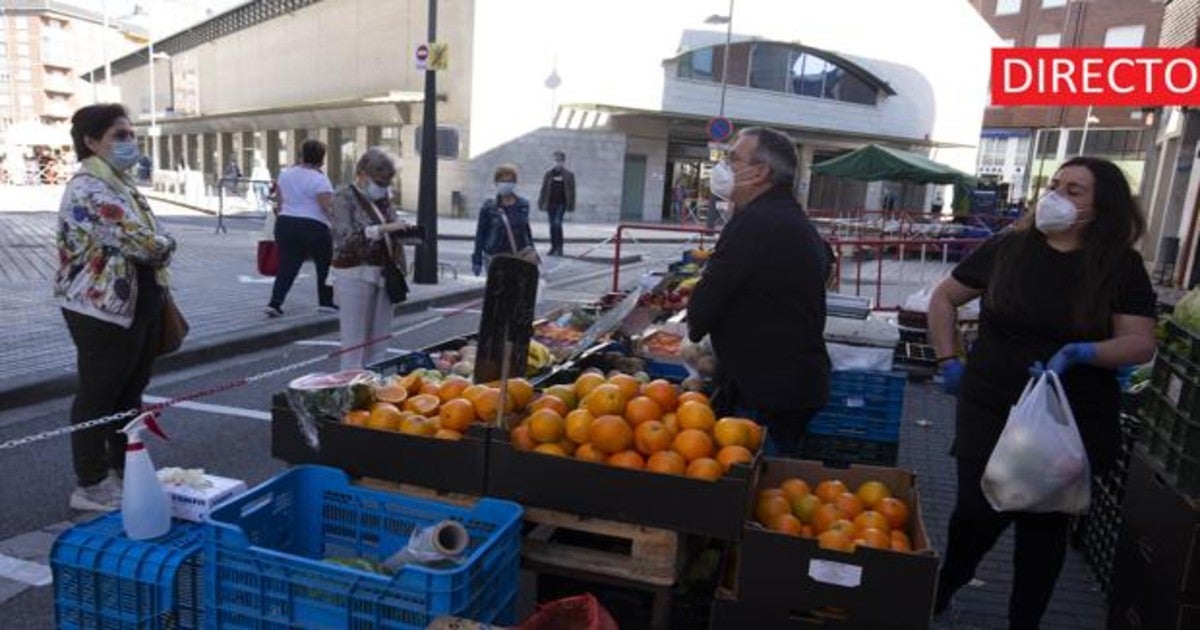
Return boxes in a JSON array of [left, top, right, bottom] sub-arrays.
[[148, 40, 157, 170], [414, 0, 439, 284], [708, 0, 734, 230], [102, 0, 111, 92], [1080, 104, 1094, 155]]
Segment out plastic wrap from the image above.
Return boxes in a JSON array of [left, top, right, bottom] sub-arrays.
[[285, 369, 378, 449]]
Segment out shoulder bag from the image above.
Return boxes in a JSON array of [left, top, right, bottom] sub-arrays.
[[156, 292, 189, 356], [497, 206, 541, 266], [355, 188, 409, 303]]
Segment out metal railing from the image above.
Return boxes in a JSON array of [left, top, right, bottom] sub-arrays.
[[216, 176, 274, 234], [609, 222, 720, 292], [827, 236, 988, 311]]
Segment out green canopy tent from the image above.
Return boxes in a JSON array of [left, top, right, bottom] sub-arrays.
[[811, 144, 977, 213]]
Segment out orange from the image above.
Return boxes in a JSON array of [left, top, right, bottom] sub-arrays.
[[419, 382, 441, 397], [741, 419, 764, 451], [817, 529, 854, 552], [528, 395, 570, 417], [574, 372, 607, 399], [662, 413, 680, 436], [769, 513, 803, 536], [853, 511, 890, 534], [877, 497, 910, 529], [583, 384, 626, 416], [833, 493, 865, 520], [473, 388, 516, 423], [404, 394, 441, 417], [433, 429, 463, 441], [543, 385, 578, 410], [790, 494, 822, 524], [506, 378, 535, 409], [800, 525, 815, 539], [343, 410, 371, 427], [856, 528, 891, 550], [588, 415, 634, 454], [607, 450, 646, 470], [634, 420, 673, 455], [624, 396, 663, 426], [398, 373, 424, 395], [398, 414, 437, 437], [575, 443, 607, 463], [671, 429, 714, 462], [367, 402, 403, 431], [713, 418, 752, 448], [533, 443, 568, 457], [461, 384, 489, 406], [678, 391, 710, 406], [374, 382, 409, 404], [677, 401, 716, 433], [716, 445, 753, 472], [436, 377, 471, 403], [558, 439, 578, 456], [827, 519, 856, 536], [646, 450, 687, 475], [510, 424, 536, 451], [756, 491, 793, 525], [812, 503, 846, 534], [856, 480, 892, 509], [685, 457, 723, 481], [642, 379, 680, 412], [565, 409, 596, 445], [438, 398, 477, 432], [608, 373, 642, 401], [815, 479, 849, 504], [890, 530, 913, 552], [527, 408, 566, 444], [780, 478, 812, 502]]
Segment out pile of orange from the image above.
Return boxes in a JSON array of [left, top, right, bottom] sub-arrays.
[[508, 370, 764, 481], [342, 372, 536, 441], [754, 477, 915, 554]]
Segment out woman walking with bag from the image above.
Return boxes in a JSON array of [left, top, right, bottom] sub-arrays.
[[56, 104, 178, 511], [265, 139, 337, 317], [927, 157, 1156, 628], [471, 164, 538, 276], [329, 149, 413, 370]]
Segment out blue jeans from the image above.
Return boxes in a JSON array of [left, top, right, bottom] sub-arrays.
[[547, 204, 566, 253]]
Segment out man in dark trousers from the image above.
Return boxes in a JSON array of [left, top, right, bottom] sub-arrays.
[[687, 127, 831, 457], [537, 150, 575, 256]]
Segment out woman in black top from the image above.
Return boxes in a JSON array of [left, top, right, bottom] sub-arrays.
[[928, 157, 1156, 628]]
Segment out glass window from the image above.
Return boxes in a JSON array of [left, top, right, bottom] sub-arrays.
[[17, 44, 28, 57], [996, 0, 1021, 15], [0, 43, 6, 56], [1036, 130, 1060, 158], [1035, 33, 1062, 47], [792, 53, 831, 98], [16, 69, 31, 81], [1041, 0, 1066, 8], [678, 48, 714, 81], [413, 126, 460, 160], [749, 43, 791, 92], [15, 17, 28, 30], [1105, 25, 1145, 48]]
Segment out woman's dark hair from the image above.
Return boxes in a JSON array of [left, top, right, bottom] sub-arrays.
[[989, 156, 1146, 336], [300, 139, 326, 166], [70, 104, 128, 159]]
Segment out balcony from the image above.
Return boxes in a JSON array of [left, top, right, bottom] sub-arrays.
[[39, 43, 75, 70], [42, 73, 74, 95], [43, 99, 72, 120]]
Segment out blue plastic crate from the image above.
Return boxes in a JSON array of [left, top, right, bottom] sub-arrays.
[[203, 465, 522, 629], [52, 513, 204, 629], [807, 370, 906, 443], [644, 358, 690, 383]]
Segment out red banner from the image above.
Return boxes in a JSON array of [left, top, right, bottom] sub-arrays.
[[991, 48, 1200, 107]]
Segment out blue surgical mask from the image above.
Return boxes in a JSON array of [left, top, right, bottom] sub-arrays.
[[496, 182, 516, 196], [110, 140, 140, 171]]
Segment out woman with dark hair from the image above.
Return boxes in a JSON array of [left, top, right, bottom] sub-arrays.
[[265, 139, 337, 316], [928, 157, 1157, 628], [56, 104, 176, 511]]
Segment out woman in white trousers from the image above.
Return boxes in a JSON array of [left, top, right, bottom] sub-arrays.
[[328, 149, 411, 370]]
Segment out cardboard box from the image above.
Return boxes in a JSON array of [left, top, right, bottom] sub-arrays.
[[710, 588, 861, 629], [163, 474, 246, 522], [732, 458, 938, 629]]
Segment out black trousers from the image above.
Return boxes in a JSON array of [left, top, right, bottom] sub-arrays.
[[62, 278, 162, 487], [547, 204, 566, 253], [936, 455, 1070, 629], [270, 215, 333, 308]]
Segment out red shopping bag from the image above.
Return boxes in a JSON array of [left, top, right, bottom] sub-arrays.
[[517, 594, 618, 630], [257, 240, 279, 276]]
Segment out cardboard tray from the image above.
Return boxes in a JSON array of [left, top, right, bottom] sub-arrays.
[[731, 457, 938, 629], [270, 393, 490, 496], [484, 430, 760, 540]]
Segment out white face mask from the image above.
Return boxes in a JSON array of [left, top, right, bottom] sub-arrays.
[[1035, 191, 1081, 234], [364, 181, 390, 201], [710, 161, 736, 201]]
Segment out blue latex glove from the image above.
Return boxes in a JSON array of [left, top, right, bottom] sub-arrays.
[[940, 358, 964, 395], [472, 262, 483, 276], [1047, 342, 1097, 375], [1028, 361, 1046, 378]]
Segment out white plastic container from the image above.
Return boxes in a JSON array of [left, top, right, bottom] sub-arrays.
[[120, 412, 171, 540]]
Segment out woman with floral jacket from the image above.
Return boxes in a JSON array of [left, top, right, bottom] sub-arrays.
[[56, 104, 175, 512]]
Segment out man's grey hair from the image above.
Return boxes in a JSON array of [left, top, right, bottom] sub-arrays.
[[740, 126, 798, 188], [356, 147, 397, 177]]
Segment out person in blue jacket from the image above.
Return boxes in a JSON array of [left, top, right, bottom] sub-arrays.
[[471, 164, 535, 276]]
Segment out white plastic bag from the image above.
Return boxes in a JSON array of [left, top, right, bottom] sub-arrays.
[[981, 371, 1091, 514]]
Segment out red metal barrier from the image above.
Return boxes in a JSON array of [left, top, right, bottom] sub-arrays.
[[827, 236, 988, 310], [610, 222, 719, 293]]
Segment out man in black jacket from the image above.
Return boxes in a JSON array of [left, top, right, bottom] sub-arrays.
[[687, 127, 831, 457], [537, 150, 576, 256]]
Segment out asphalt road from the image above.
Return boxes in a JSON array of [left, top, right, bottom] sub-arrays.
[[0, 240, 676, 628]]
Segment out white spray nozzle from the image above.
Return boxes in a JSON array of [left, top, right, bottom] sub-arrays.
[[121, 412, 168, 443]]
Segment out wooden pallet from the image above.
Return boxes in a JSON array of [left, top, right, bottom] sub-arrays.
[[521, 506, 683, 587]]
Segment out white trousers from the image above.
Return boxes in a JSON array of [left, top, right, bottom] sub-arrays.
[[334, 268, 394, 371]]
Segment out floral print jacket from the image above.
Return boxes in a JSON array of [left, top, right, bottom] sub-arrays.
[[55, 157, 175, 328]]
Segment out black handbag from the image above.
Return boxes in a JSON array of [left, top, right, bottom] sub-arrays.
[[356, 188, 409, 304]]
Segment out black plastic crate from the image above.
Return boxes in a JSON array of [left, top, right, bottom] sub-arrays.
[[1137, 388, 1200, 499], [1161, 319, 1200, 367], [1150, 354, 1200, 419], [800, 433, 899, 468]]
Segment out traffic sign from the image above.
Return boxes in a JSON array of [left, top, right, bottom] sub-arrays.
[[428, 42, 449, 71], [706, 116, 733, 142], [415, 44, 429, 71]]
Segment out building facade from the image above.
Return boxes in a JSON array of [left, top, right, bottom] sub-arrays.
[[96, 0, 997, 221], [969, 0, 1164, 205]]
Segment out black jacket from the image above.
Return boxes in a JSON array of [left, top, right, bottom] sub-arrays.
[[687, 186, 831, 412], [537, 167, 576, 212]]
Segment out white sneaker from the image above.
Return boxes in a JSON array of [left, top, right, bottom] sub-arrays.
[[69, 483, 119, 512], [103, 472, 123, 502]]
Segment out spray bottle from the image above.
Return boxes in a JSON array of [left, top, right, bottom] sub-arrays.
[[120, 412, 171, 540]]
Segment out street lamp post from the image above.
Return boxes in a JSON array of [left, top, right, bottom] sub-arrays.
[[414, 0, 439, 284], [1079, 105, 1099, 155], [704, 2, 734, 229], [148, 39, 157, 169]]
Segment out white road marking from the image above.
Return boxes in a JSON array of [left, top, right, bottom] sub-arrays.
[[0, 554, 52, 587], [142, 396, 271, 421], [431, 307, 482, 314], [294, 340, 341, 347], [237, 273, 308, 284]]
